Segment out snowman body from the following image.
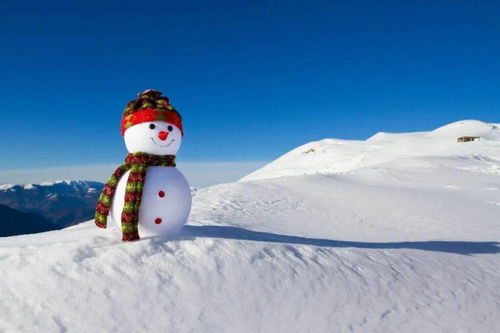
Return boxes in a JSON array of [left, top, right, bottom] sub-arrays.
[[109, 120, 191, 237], [110, 166, 191, 237]]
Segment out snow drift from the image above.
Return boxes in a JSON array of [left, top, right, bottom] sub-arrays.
[[0, 120, 499, 332]]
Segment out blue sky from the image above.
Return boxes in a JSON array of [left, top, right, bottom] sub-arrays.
[[1, 1, 499, 185]]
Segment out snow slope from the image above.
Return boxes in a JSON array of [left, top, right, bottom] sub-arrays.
[[0, 120, 499, 332], [242, 120, 500, 181]]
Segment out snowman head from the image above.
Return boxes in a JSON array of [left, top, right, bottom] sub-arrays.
[[124, 121, 182, 155], [121, 90, 184, 155]]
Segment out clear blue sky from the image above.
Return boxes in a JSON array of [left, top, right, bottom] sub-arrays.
[[1, 0, 499, 171]]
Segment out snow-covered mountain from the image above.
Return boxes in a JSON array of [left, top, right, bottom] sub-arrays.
[[242, 119, 500, 181], [0, 120, 499, 332], [0, 180, 103, 227]]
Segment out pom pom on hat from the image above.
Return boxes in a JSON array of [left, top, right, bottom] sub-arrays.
[[121, 89, 183, 136]]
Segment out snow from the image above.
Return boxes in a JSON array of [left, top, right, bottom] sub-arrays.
[[0, 119, 499, 332], [40, 180, 73, 186], [241, 120, 500, 181], [36, 180, 101, 187]]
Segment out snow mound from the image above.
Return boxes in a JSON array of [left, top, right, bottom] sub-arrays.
[[242, 120, 500, 181], [429, 119, 500, 140]]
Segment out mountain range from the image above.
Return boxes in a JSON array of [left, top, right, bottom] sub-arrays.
[[0, 180, 103, 231]]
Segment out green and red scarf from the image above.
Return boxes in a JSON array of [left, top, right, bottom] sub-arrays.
[[95, 152, 176, 241]]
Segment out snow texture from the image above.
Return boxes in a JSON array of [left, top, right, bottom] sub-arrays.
[[0, 120, 499, 332]]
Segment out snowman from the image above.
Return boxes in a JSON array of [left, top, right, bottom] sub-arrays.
[[95, 90, 191, 241]]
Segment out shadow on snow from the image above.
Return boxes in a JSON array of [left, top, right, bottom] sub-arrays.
[[181, 225, 500, 255]]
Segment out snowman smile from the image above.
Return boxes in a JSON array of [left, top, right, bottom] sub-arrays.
[[150, 137, 176, 148]]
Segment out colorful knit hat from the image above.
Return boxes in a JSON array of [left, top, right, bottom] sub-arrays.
[[121, 89, 183, 136]]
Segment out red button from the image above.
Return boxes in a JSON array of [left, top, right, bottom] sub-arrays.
[[158, 191, 165, 198], [155, 218, 162, 224]]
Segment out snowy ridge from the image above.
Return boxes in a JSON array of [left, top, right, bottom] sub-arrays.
[[39, 180, 86, 186], [0, 180, 95, 189], [241, 120, 500, 181], [0, 120, 499, 332], [0, 180, 102, 190]]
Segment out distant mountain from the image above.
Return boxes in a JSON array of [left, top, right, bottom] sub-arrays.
[[0, 180, 103, 227], [0, 204, 60, 237]]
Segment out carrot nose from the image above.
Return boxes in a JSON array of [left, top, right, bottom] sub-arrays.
[[158, 131, 169, 141]]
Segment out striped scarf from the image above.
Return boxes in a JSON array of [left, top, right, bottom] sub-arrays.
[[95, 152, 176, 241]]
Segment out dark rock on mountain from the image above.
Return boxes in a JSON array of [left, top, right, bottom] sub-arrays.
[[0, 204, 60, 237]]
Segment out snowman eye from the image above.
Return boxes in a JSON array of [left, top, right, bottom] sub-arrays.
[[167, 125, 173, 132], [149, 124, 156, 129]]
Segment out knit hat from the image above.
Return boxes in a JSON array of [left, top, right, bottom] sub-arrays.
[[121, 89, 183, 136]]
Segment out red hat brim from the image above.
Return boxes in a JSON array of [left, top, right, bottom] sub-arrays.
[[121, 108, 183, 136]]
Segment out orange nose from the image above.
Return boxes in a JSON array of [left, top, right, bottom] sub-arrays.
[[158, 131, 168, 141]]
